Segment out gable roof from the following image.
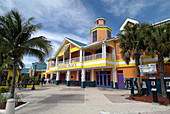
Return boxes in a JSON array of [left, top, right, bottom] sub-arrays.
[[54, 37, 87, 58], [120, 18, 139, 31], [20, 68, 29, 74], [32, 62, 47, 71], [67, 38, 87, 46]]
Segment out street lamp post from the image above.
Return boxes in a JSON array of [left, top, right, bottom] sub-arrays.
[[32, 62, 37, 90]]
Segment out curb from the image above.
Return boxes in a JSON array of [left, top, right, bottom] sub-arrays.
[[0, 102, 30, 114]]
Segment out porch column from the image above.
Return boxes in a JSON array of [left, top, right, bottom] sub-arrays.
[[80, 49, 82, 62], [91, 69, 94, 81], [102, 43, 106, 58], [50, 72, 53, 79], [66, 70, 70, 86], [56, 72, 60, 85], [83, 50, 85, 61], [81, 68, 85, 88], [76, 70, 79, 81], [113, 68, 118, 89], [69, 52, 71, 63], [56, 57, 58, 66], [63, 55, 65, 64]]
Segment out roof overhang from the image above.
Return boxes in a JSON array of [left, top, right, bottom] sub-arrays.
[[120, 18, 139, 31]]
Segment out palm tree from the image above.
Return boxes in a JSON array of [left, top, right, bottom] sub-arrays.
[[118, 24, 149, 95], [144, 24, 170, 99], [0, 10, 52, 98]]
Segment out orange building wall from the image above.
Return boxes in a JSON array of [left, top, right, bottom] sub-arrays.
[[71, 44, 76, 48], [117, 67, 137, 79], [95, 19, 105, 26], [71, 51, 79, 58], [47, 61, 50, 70], [70, 71, 77, 81]]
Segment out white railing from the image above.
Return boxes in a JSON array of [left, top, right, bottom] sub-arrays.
[[54, 53, 113, 66], [71, 57, 80, 63], [83, 53, 102, 61], [106, 53, 112, 59]]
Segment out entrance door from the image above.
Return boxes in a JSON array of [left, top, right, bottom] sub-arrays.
[[118, 74, 124, 89], [96, 71, 111, 87], [61, 74, 66, 84]]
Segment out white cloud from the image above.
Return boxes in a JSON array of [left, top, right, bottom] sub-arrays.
[[0, 0, 94, 68], [0, 0, 94, 36], [100, 0, 155, 17]]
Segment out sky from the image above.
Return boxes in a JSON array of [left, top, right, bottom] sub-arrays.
[[0, 0, 169, 68]]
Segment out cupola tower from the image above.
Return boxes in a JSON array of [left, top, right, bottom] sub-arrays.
[[90, 18, 112, 44]]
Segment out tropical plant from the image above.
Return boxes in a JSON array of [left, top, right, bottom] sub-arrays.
[[0, 10, 52, 98], [118, 23, 149, 95], [144, 24, 170, 98]]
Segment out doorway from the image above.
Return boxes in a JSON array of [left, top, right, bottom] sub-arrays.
[[96, 71, 111, 87], [61, 74, 66, 84]]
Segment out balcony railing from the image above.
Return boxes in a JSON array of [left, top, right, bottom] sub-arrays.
[[83, 53, 102, 61], [71, 57, 80, 63], [55, 53, 112, 66]]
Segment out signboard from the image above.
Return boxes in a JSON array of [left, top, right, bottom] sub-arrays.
[[57, 63, 77, 69], [138, 63, 157, 74]]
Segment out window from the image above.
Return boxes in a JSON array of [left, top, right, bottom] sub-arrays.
[[97, 20, 99, 24], [93, 30, 97, 42], [71, 76, 74, 79], [117, 70, 123, 74], [107, 30, 111, 39], [86, 72, 90, 81]]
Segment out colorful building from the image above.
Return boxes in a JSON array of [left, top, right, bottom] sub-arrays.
[[45, 18, 170, 93], [29, 62, 47, 79]]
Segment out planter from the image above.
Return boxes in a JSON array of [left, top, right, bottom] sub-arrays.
[[0, 102, 30, 113]]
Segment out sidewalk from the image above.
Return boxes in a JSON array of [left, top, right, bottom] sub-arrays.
[[15, 84, 170, 114]]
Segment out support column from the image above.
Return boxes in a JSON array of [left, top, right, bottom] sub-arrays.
[[56, 57, 58, 66], [112, 47, 118, 89], [66, 70, 70, 86], [81, 68, 85, 88], [50, 72, 53, 79], [91, 69, 94, 81], [56, 72, 60, 85], [63, 55, 65, 64], [69, 52, 71, 63], [102, 43, 106, 58], [80, 49, 82, 62], [76, 70, 79, 81]]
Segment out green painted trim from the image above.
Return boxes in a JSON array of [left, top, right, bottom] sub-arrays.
[[115, 82, 118, 89], [70, 81, 79, 86], [66, 81, 70, 86], [81, 82, 85, 88], [56, 80, 59, 85], [85, 81, 96, 87]]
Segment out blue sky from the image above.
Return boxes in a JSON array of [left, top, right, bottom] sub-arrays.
[[0, 0, 169, 68]]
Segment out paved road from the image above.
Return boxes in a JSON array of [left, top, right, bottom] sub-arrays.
[[15, 84, 170, 114]]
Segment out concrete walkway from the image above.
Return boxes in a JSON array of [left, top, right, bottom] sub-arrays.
[[15, 84, 170, 114]]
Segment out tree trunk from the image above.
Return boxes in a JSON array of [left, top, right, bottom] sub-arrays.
[[135, 57, 142, 96], [158, 53, 167, 99], [8, 58, 17, 99]]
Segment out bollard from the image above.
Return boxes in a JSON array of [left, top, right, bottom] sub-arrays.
[[5, 99, 15, 114]]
